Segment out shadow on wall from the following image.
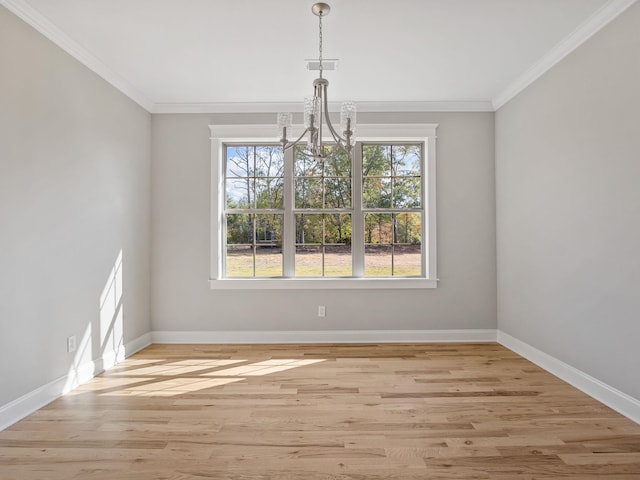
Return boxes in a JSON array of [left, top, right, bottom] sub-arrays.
[[63, 250, 124, 393]]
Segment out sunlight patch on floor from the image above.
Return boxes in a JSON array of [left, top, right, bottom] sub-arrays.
[[109, 377, 244, 397], [66, 358, 326, 397], [204, 359, 325, 377]]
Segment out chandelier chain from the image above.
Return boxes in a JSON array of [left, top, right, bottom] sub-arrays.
[[318, 14, 323, 78]]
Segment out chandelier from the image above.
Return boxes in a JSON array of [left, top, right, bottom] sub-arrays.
[[278, 3, 356, 161]]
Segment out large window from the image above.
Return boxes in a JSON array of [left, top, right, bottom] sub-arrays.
[[211, 124, 437, 289]]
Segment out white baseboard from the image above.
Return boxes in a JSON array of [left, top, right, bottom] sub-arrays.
[[6, 329, 637, 431], [151, 329, 497, 344], [497, 330, 640, 425], [0, 332, 152, 431], [123, 332, 153, 357], [0, 374, 69, 433]]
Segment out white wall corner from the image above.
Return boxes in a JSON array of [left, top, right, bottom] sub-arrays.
[[124, 332, 152, 357], [497, 330, 640, 425], [492, 0, 638, 110], [0, 332, 152, 431], [0, 0, 154, 112], [151, 329, 497, 344]]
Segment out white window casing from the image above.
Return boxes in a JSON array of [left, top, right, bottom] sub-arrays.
[[210, 123, 438, 289]]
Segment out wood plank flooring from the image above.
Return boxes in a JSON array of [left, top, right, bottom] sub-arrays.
[[1, 343, 639, 479]]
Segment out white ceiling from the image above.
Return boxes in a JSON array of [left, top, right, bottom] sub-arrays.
[[3, 0, 635, 111]]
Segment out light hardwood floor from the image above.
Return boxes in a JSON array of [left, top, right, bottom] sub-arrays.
[[1, 343, 639, 479]]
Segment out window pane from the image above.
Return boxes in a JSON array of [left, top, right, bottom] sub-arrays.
[[324, 214, 351, 245], [295, 245, 322, 277], [296, 214, 323, 244], [363, 145, 391, 177], [364, 213, 392, 244], [325, 177, 351, 209], [363, 177, 391, 208], [295, 178, 323, 209], [393, 177, 421, 208], [394, 213, 422, 245], [295, 214, 351, 277], [226, 214, 253, 244], [294, 148, 322, 177], [226, 178, 253, 209], [255, 178, 284, 209], [255, 214, 282, 245], [362, 213, 422, 277], [226, 245, 253, 277], [392, 145, 421, 176], [255, 245, 282, 277], [324, 245, 352, 277], [324, 149, 351, 177], [393, 244, 421, 276], [365, 245, 392, 277], [225, 214, 283, 278], [226, 146, 254, 177], [255, 146, 284, 178]]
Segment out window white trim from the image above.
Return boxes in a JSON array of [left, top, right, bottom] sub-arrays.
[[209, 123, 438, 289]]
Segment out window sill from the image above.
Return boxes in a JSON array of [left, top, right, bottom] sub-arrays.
[[209, 277, 438, 290]]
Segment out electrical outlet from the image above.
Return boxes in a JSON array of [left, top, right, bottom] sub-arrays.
[[317, 305, 326, 317], [67, 335, 76, 353]]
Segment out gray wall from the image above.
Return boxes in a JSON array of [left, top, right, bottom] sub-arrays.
[[496, 2, 640, 399], [0, 7, 151, 406], [151, 112, 496, 332]]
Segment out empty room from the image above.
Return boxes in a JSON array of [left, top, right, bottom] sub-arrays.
[[1, 0, 639, 478]]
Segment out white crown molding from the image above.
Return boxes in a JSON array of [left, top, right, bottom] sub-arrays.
[[208, 123, 438, 140], [153, 101, 494, 114], [151, 329, 497, 344], [0, 0, 154, 112], [497, 331, 640, 425], [0, 333, 151, 431], [492, 0, 638, 110], [5, 0, 635, 115]]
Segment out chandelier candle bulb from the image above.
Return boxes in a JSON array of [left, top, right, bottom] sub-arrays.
[[340, 101, 357, 143], [304, 96, 320, 130], [277, 112, 292, 142], [277, 112, 292, 130]]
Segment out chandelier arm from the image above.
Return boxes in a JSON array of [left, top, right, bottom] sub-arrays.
[[321, 84, 347, 145], [318, 94, 324, 154], [296, 149, 318, 160], [282, 127, 311, 151]]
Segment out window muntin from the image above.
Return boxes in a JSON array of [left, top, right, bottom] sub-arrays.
[[211, 123, 438, 289]]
